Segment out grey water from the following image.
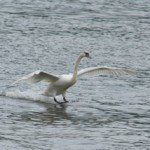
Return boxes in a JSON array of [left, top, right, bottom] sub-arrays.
[[0, 0, 150, 149]]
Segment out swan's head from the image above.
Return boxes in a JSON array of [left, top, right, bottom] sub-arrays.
[[81, 52, 91, 59]]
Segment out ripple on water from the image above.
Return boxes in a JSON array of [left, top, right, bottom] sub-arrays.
[[0, 0, 150, 149]]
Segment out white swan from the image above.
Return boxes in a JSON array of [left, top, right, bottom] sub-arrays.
[[13, 52, 134, 104]]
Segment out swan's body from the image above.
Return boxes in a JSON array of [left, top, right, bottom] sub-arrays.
[[13, 52, 134, 104], [44, 74, 74, 97]]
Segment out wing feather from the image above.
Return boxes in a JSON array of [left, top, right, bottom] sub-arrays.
[[13, 70, 59, 84], [77, 67, 135, 78]]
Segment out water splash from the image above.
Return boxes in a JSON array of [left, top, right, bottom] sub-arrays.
[[0, 87, 55, 104]]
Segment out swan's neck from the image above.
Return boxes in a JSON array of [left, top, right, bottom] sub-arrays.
[[72, 55, 83, 82]]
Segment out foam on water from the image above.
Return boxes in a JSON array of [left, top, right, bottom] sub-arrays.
[[0, 88, 56, 104]]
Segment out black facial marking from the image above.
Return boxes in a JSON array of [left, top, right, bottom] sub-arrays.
[[84, 52, 90, 57]]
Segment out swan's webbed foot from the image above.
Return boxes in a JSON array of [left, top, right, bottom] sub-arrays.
[[63, 97, 69, 103], [54, 97, 68, 105]]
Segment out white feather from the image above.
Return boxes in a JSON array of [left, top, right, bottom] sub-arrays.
[[13, 70, 59, 85], [78, 67, 134, 77]]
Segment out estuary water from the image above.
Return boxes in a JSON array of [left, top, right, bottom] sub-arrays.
[[0, 0, 150, 149]]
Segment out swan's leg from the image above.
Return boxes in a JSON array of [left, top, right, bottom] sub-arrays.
[[62, 93, 68, 103], [54, 97, 62, 104], [63, 97, 68, 103]]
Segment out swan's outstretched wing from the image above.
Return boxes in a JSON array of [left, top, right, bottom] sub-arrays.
[[13, 70, 59, 84], [78, 67, 134, 77]]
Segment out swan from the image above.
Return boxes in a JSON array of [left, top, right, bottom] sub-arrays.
[[13, 52, 134, 104]]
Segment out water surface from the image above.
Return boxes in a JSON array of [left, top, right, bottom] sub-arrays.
[[0, 0, 150, 149]]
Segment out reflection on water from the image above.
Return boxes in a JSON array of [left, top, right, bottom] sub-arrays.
[[20, 103, 69, 125]]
